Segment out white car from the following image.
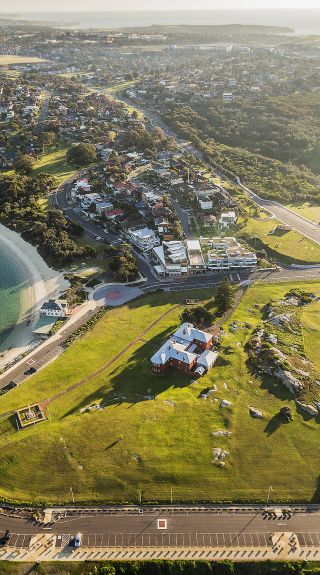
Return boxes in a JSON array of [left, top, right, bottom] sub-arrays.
[[74, 533, 82, 547]]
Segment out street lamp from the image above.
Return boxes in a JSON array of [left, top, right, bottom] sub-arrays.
[[267, 485, 273, 505]]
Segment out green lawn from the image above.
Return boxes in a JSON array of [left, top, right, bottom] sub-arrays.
[[285, 202, 320, 225], [241, 216, 320, 264], [0, 284, 319, 505], [301, 300, 320, 372], [32, 148, 75, 185]]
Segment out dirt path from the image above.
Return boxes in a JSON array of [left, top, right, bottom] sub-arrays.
[[209, 288, 244, 336], [0, 304, 180, 419]]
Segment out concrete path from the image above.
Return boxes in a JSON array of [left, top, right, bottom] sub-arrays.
[[1, 533, 320, 563], [93, 284, 144, 307]]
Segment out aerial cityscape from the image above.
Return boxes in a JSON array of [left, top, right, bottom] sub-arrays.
[[0, 0, 320, 572]]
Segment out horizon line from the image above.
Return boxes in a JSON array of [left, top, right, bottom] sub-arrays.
[[4, 8, 320, 13]]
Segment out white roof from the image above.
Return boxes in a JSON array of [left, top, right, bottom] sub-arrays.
[[130, 227, 156, 239], [151, 323, 213, 367], [197, 350, 219, 369], [187, 240, 201, 251], [151, 340, 197, 366], [174, 323, 212, 344]]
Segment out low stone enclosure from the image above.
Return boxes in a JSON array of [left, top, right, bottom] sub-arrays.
[[16, 403, 47, 429]]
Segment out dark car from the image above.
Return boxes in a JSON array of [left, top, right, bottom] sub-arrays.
[[0, 381, 17, 395], [24, 366, 37, 376], [0, 530, 11, 546]]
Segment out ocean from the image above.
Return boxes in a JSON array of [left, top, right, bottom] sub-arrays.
[[4, 10, 320, 35], [0, 241, 31, 355]]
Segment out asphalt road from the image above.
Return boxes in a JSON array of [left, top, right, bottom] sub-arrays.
[[1, 509, 320, 546], [241, 187, 320, 246]]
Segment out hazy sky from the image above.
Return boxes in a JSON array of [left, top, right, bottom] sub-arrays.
[[6, 0, 320, 12]]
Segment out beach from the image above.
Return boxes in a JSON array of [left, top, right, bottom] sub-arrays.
[[0, 224, 69, 369]]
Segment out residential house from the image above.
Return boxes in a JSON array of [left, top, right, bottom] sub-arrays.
[[39, 299, 69, 318], [219, 211, 237, 228], [127, 227, 160, 252]]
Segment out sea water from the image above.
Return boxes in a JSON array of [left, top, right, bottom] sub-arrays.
[[5, 10, 320, 35], [0, 241, 31, 354]]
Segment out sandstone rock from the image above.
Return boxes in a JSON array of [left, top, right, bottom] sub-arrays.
[[296, 401, 318, 416], [275, 368, 303, 394], [249, 407, 263, 418]]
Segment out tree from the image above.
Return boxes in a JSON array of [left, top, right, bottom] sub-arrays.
[[181, 306, 213, 328], [38, 130, 55, 151], [67, 143, 97, 167], [13, 155, 34, 175], [173, 221, 183, 239], [214, 278, 234, 315]]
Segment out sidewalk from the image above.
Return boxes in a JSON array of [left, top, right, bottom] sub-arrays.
[[1, 532, 320, 563]]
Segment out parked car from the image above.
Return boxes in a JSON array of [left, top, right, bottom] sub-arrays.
[[0, 381, 17, 395], [74, 533, 82, 547], [0, 531, 11, 546], [24, 367, 37, 376]]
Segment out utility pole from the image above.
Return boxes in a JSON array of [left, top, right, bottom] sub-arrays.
[[170, 488, 173, 504], [139, 490, 142, 504], [70, 486, 75, 505]]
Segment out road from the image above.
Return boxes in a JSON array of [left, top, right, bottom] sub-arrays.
[[34, 90, 51, 134], [240, 185, 320, 246], [1, 507, 320, 554]]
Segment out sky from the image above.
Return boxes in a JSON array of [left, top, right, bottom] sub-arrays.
[[4, 0, 320, 12]]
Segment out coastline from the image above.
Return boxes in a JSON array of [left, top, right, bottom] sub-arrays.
[[0, 224, 69, 370]]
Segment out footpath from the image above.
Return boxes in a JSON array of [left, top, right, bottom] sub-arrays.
[[1, 531, 320, 563]]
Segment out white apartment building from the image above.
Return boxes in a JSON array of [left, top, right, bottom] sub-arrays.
[[152, 241, 189, 277], [128, 227, 160, 252], [202, 237, 257, 270]]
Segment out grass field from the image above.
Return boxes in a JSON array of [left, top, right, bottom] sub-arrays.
[[32, 148, 75, 185], [0, 56, 47, 66], [285, 202, 320, 225], [241, 216, 320, 264], [0, 284, 319, 505], [301, 300, 320, 372]]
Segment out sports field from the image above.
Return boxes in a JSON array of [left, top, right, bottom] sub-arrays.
[[0, 284, 319, 504], [0, 56, 47, 66]]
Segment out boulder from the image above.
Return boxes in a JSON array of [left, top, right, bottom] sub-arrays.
[[220, 400, 232, 408], [249, 407, 263, 418], [296, 400, 318, 416], [275, 368, 303, 394]]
